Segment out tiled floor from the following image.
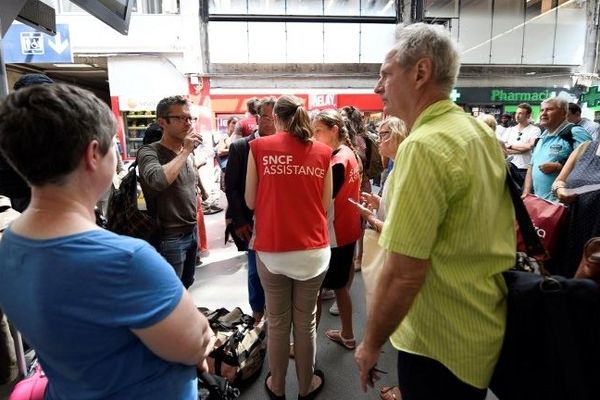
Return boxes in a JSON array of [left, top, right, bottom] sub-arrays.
[[191, 210, 499, 400]]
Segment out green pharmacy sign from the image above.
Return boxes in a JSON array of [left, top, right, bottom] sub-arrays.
[[490, 89, 554, 102], [580, 86, 600, 107]]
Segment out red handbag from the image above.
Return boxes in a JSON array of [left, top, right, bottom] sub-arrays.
[[8, 362, 47, 400], [516, 194, 567, 258]]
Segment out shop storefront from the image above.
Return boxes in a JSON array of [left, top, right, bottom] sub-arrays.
[[108, 57, 213, 159], [453, 86, 581, 121], [210, 91, 384, 134]]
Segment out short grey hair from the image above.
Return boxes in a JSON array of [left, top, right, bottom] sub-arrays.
[[542, 96, 568, 114], [477, 114, 497, 131], [391, 23, 460, 95]]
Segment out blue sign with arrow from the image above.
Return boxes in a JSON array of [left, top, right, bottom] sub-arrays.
[[2, 23, 72, 64]]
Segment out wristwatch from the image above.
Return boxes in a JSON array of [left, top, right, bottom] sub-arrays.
[[551, 183, 565, 197]]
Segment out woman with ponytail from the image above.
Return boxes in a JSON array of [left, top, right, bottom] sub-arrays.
[[245, 95, 332, 400], [312, 109, 362, 351]]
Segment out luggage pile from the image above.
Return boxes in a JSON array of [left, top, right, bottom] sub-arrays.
[[198, 307, 267, 385]]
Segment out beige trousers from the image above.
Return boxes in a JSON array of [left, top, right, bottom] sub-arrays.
[[257, 257, 326, 395]]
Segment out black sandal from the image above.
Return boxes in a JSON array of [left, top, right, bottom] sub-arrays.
[[265, 372, 286, 400], [298, 369, 325, 400]]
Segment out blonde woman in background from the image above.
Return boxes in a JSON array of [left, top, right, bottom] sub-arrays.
[[350, 116, 407, 400]]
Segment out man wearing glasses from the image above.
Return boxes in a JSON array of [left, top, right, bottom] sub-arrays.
[[224, 97, 276, 323], [502, 103, 541, 187], [138, 95, 202, 288]]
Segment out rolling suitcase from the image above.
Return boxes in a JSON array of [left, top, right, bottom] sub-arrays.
[[7, 324, 47, 400]]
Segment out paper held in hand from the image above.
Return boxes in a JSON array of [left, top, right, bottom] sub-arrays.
[[562, 183, 600, 196]]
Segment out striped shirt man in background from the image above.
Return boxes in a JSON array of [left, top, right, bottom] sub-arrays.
[[355, 23, 515, 400]]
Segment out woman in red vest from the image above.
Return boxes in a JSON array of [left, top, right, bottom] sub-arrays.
[[312, 109, 362, 351], [245, 95, 333, 400]]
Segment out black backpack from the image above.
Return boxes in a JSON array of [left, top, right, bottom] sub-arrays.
[[106, 161, 159, 246], [558, 123, 575, 149]]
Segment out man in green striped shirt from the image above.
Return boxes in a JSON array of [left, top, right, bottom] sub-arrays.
[[355, 23, 515, 399]]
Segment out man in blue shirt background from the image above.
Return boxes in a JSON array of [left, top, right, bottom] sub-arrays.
[[523, 96, 591, 201]]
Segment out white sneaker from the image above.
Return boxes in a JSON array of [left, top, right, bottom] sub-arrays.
[[321, 289, 335, 300], [329, 301, 339, 315]]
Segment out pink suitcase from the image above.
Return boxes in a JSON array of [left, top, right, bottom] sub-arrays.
[[7, 328, 47, 400]]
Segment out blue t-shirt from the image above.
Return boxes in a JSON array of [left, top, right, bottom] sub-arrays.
[[530, 124, 591, 201], [0, 229, 197, 400]]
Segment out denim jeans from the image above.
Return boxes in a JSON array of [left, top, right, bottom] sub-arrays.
[[159, 228, 198, 289], [247, 250, 265, 313]]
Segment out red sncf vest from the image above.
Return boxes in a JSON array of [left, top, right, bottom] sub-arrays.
[[250, 132, 331, 252], [330, 145, 362, 247]]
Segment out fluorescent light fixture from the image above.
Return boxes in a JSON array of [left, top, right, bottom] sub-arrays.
[[52, 63, 95, 68]]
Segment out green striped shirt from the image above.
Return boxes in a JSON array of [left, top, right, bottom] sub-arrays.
[[379, 100, 515, 388]]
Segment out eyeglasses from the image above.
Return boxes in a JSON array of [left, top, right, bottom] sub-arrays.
[[162, 115, 197, 123], [378, 130, 391, 140], [516, 132, 523, 141]]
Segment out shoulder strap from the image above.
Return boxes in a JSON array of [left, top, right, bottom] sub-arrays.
[[558, 124, 575, 149], [505, 168, 548, 261]]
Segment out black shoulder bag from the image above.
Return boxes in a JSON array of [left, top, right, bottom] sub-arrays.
[[490, 172, 600, 400]]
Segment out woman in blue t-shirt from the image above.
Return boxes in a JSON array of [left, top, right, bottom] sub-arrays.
[[0, 83, 213, 400]]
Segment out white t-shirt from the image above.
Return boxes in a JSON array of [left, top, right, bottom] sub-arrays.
[[495, 125, 506, 141], [257, 246, 331, 281], [503, 124, 541, 169]]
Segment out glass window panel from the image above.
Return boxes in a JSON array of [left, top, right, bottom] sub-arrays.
[[208, 22, 249, 63], [39, 0, 58, 8], [286, 23, 323, 63], [447, 19, 459, 43], [458, 0, 492, 64], [522, 0, 556, 64], [361, 0, 395, 17], [248, 22, 286, 62], [211, 0, 248, 14], [360, 23, 395, 63], [324, 23, 360, 63], [425, 0, 458, 18], [161, 0, 180, 14], [287, 0, 322, 16], [59, 0, 84, 12], [490, 0, 524, 64], [136, 0, 178, 14], [324, 0, 359, 16], [248, 0, 285, 14], [554, 0, 586, 65]]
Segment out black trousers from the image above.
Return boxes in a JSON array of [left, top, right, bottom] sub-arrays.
[[507, 161, 527, 190], [397, 351, 487, 400]]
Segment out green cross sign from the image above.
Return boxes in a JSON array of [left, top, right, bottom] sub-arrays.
[[580, 86, 600, 107], [450, 89, 461, 102]]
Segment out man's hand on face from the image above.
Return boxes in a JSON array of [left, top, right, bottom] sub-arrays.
[[183, 132, 203, 153]]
